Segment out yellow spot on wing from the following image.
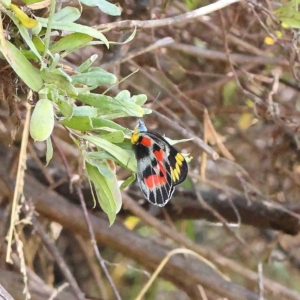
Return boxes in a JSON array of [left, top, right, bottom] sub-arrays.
[[170, 169, 175, 181], [176, 163, 180, 174], [173, 168, 179, 181], [176, 153, 184, 163], [131, 125, 140, 144]]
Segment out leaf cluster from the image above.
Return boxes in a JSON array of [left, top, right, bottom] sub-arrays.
[[0, 0, 146, 224]]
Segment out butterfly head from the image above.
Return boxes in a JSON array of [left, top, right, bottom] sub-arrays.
[[131, 119, 147, 144]]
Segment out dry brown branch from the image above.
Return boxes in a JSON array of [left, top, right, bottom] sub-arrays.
[[158, 190, 300, 235], [0, 283, 13, 300], [94, 0, 241, 30], [152, 110, 220, 160], [0, 270, 75, 300]]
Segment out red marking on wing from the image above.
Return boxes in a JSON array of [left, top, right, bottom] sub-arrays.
[[157, 162, 166, 176], [154, 149, 164, 161], [144, 174, 167, 189], [141, 137, 152, 147]]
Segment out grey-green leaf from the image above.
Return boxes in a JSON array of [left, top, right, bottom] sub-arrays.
[[83, 135, 137, 172], [86, 162, 122, 225], [73, 106, 98, 118], [72, 68, 117, 86], [49, 33, 93, 54], [120, 174, 136, 190], [36, 17, 109, 48], [76, 93, 144, 117], [53, 6, 81, 22], [57, 99, 73, 119], [0, 41, 43, 91], [101, 131, 124, 143], [76, 54, 98, 72], [30, 99, 54, 141], [80, 0, 121, 16], [40, 69, 78, 96]]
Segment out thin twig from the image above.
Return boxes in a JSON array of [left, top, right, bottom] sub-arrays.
[[6, 102, 31, 263], [75, 235, 108, 300], [168, 43, 289, 66], [101, 37, 175, 68], [31, 215, 86, 300], [258, 262, 264, 300], [76, 186, 122, 300], [195, 189, 247, 246], [153, 110, 219, 160], [129, 60, 199, 125]]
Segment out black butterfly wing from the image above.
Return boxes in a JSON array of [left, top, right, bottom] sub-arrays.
[[133, 134, 174, 206], [146, 131, 188, 186]]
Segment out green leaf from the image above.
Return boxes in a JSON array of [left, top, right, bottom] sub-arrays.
[[73, 106, 98, 117], [60, 116, 93, 131], [120, 174, 136, 190], [116, 90, 131, 101], [22, 0, 43, 4], [72, 68, 117, 86], [101, 131, 124, 143], [36, 17, 109, 48], [60, 115, 130, 132], [21, 50, 39, 61], [30, 99, 54, 141], [57, 99, 73, 119], [85, 157, 114, 178], [40, 69, 78, 96], [80, 0, 121, 16], [86, 162, 122, 225], [31, 21, 42, 35], [53, 6, 81, 22], [83, 135, 137, 172], [0, 40, 43, 91], [46, 137, 53, 166], [89, 26, 137, 46], [32, 36, 45, 53], [131, 94, 147, 105], [91, 118, 129, 133], [275, 0, 300, 28], [76, 93, 145, 117], [52, 68, 72, 82], [49, 53, 60, 71], [0, 0, 11, 6], [185, 0, 200, 9], [49, 33, 93, 54], [76, 54, 98, 72], [85, 151, 117, 162]]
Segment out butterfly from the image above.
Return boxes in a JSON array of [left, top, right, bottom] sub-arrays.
[[131, 119, 188, 206]]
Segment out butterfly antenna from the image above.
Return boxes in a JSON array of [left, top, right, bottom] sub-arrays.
[[144, 92, 161, 115]]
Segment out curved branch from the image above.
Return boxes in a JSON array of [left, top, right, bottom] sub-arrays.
[[95, 0, 241, 30], [157, 190, 300, 235]]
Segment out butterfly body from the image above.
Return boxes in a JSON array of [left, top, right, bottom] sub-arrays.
[[131, 120, 188, 206]]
